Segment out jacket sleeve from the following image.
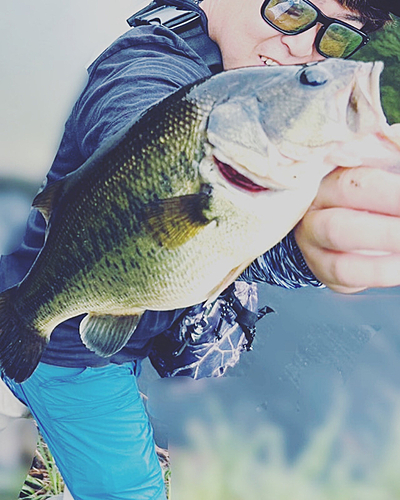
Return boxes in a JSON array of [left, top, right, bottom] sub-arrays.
[[71, 25, 211, 161], [239, 230, 324, 289]]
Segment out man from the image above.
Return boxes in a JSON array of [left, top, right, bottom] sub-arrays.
[[0, 0, 399, 499]]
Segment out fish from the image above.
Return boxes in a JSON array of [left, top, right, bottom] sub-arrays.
[[1, 59, 399, 382]]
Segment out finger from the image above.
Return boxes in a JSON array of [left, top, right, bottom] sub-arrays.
[[301, 208, 400, 254], [302, 249, 400, 292], [313, 167, 400, 216]]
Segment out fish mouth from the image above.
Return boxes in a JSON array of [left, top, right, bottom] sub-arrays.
[[214, 156, 271, 192], [212, 149, 288, 192]]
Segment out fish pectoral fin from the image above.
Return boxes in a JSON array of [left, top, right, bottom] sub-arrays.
[[79, 312, 143, 357], [144, 189, 214, 249], [32, 180, 65, 223]]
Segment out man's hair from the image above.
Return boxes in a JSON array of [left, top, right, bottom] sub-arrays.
[[339, 0, 392, 32]]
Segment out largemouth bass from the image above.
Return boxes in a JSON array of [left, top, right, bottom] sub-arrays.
[[1, 59, 399, 382]]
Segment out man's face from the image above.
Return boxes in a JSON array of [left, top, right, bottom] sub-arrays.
[[202, 0, 364, 69]]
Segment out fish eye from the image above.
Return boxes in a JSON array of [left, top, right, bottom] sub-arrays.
[[299, 66, 329, 86]]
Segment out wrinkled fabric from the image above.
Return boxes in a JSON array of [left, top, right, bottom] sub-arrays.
[[149, 282, 259, 378]]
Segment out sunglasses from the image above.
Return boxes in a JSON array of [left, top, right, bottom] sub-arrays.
[[261, 0, 370, 58]]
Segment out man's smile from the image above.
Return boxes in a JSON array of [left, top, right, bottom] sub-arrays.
[[259, 55, 280, 65]]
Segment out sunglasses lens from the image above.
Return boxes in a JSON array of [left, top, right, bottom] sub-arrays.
[[318, 23, 363, 58], [263, 0, 317, 34]]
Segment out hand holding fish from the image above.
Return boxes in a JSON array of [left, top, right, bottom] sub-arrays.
[[295, 159, 400, 293]]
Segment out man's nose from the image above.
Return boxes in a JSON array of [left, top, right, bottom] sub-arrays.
[[281, 25, 320, 58]]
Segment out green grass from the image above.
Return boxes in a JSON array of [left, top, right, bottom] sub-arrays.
[[19, 434, 64, 500]]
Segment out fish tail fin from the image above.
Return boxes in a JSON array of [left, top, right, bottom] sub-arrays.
[[0, 286, 47, 383]]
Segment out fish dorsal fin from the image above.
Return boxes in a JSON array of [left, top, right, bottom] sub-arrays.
[[32, 180, 64, 223], [145, 189, 214, 249], [79, 312, 143, 357]]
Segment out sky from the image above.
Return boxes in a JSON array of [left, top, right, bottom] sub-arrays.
[[1, 0, 145, 184]]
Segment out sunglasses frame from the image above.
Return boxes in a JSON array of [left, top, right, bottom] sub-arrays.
[[260, 0, 370, 58]]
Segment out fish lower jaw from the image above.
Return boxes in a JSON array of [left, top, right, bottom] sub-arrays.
[[213, 156, 271, 193]]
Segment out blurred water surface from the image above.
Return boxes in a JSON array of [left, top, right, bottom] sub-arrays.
[[148, 284, 400, 499]]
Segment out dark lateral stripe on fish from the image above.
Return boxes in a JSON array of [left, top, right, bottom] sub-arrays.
[[0, 287, 47, 382], [214, 157, 270, 193]]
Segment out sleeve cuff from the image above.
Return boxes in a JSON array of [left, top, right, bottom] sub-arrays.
[[239, 229, 325, 289]]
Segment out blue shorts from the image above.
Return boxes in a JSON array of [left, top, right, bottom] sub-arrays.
[[2, 362, 167, 500]]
